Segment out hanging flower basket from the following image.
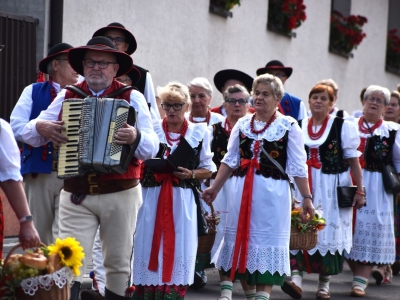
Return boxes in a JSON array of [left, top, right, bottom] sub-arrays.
[[329, 10, 367, 58], [267, 0, 307, 38], [209, 0, 241, 18], [386, 29, 400, 75]]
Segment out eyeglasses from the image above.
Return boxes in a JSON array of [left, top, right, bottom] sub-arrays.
[[83, 59, 117, 69], [161, 103, 186, 111], [106, 36, 126, 45], [225, 98, 248, 105], [366, 97, 385, 105]]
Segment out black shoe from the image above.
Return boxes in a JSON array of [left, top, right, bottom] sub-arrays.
[[392, 261, 400, 275], [80, 289, 105, 300], [189, 271, 207, 290], [281, 280, 302, 299]]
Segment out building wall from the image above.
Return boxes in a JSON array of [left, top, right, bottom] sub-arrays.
[[62, 0, 399, 113], [0, 0, 48, 68]]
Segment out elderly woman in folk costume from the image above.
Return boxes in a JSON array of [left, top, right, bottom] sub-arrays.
[[203, 74, 314, 300], [132, 82, 216, 300], [281, 85, 364, 300], [346, 85, 400, 297]]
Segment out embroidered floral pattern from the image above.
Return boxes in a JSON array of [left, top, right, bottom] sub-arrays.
[[324, 139, 339, 165]]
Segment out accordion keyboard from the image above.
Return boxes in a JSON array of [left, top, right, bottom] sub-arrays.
[[57, 100, 83, 178]]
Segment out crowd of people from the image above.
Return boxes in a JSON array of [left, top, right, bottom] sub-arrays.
[[0, 22, 399, 300]]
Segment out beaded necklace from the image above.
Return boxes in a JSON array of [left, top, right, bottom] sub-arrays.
[[162, 118, 189, 145], [250, 112, 277, 134], [189, 110, 211, 125], [307, 116, 329, 140], [358, 116, 382, 134]]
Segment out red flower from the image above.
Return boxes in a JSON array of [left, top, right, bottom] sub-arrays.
[[126, 286, 135, 293], [287, 16, 297, 30]]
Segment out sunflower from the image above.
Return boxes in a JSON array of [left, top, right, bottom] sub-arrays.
[[47, 237, 85, 276]]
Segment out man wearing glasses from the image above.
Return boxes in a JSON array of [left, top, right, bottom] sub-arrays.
[[10, 43, 78, 247], [21, 37, 159, 300], [256, 60, 307, 121], [92, 22, 160, 119]]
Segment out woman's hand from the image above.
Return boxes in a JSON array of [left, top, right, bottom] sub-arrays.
[[19, 222, 41, 250], [202, 187, 219, 204], [301, 198, 315, 221], [353, 193, 366, 209], [173, 166, 192, 180]]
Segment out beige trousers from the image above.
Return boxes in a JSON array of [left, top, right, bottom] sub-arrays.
[[24, 171, 62, 245], [58, 184, 142, 296]]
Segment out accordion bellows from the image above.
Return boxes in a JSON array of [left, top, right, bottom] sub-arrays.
[[58, 97, 137, 179]]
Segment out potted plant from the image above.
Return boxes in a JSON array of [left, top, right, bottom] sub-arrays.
[[209, 0, 241, 18], [386, 28, 400, 74], [267, 0, 307, 38], [329, 10, 367, 58]]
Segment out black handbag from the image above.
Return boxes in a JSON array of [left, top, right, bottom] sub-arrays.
[[334, 121, 365, 208], [191, 185, 208, 237], [364, 119, 400, 194]]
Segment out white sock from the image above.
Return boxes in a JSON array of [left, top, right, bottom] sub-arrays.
[[255, 291, 270, 300], [352, 275, 368, 291], [220, 281, 233, 299], [244, 289, 256, 299], [317, 275, 331, 293], [291, 269, 303, 290]]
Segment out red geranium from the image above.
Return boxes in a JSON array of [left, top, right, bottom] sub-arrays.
[[268, 0, 307, 35], [330, 10, 367, 55]]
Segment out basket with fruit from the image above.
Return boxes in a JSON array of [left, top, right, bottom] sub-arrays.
[[0, 237, 84, 300]]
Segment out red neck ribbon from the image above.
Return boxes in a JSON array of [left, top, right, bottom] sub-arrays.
[[230, 140, 261, 280], [148, 173, 179, 282]]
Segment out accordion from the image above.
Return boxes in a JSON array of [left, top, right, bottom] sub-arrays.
[[57, 97, 138, 179]]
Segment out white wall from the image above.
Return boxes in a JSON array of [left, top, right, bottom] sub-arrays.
[[62, 0, 400, 113]]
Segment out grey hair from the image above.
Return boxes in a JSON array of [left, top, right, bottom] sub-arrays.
[[46, 61, 54, 76], [252, 73, 285, 102], [364, 85, 391, 106], [188, 77, 213, 96], [316, 79, 339, 96], [224, 84, 251, 102], [157, 81, 191, 104]]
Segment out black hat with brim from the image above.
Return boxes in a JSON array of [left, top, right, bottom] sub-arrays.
[[125, 65, 141, 86], [214, 69, 254, 93], [92, 22, 137, 55], [38, 43, 74, 74], [256, 60, 293, 78], [68, 36, 133, 77]]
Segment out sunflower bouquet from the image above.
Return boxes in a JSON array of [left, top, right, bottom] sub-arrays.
[[0, 237, 84, 300]]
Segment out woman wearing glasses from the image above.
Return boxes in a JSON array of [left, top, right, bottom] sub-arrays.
[[132, 82, 216, 299], [346, 85, 400, 297], [203, 74, 314, 300]]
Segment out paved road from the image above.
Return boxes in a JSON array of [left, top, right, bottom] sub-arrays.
[[4, 238, 399, 299]]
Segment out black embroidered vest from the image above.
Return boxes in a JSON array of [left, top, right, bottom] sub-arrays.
[[232, 131, 289, 180], [362, 129, 397, 172], [301, 118, 349, 174], [211, 122, 230, 178], [141, 141, 202, 188]]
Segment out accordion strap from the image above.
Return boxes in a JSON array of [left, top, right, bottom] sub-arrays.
[[104, 86, 134, 98], [64, 85, 90, 98]]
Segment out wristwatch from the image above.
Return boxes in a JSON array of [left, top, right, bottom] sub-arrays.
[[302, 194, 313, 200], [19, 215, 33, 223]]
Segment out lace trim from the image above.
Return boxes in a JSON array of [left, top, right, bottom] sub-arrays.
[[153, 120, 206, 148], [354, 117, 400, 138], [133, 254, 196, 285], [20, 267, 74, 296], [215, 242, 290, 276], [290, 241, 353, 256], [238, 114, 295, 141]]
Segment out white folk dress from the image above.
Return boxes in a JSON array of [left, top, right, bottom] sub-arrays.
[[346, 118, 400, 264], [133, 120, 216, 286], [292, 117, 360, 256], [216, 114, 308, 276]]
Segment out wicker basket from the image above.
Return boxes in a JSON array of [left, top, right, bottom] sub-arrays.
[[2, 243, 70, 300], [289, 227, 318, 250], [197, 202, 217, 254]]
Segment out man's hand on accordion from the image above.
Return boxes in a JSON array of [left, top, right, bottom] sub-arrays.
[[114, 122, 137, 145], [36, 120, 68, 146]]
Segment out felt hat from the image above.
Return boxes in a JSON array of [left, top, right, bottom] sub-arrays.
[[38, 43, 74, 74], [213, 69, 254, 93], [67, 36, 135, 77], [92, 22, 137, 55], [256, 60, 293, 78], [121, 64, 141, 86]]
